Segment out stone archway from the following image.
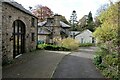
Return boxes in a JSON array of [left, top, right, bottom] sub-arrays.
[[12, 20, 26, 58]]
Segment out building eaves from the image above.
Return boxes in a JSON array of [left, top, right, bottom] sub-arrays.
[[60, 21, 71, 28], [38, 21, 47, 26]]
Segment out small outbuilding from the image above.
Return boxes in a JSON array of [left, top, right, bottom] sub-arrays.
[[75, 29, 95, 43]]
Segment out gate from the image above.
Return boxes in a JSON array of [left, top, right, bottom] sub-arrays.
[[12, 20, 25, 58]]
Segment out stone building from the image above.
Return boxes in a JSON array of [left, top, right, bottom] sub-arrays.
[[0, 1, 2, 78], [0, 0, 38, 63], [38, 14, 71, 44]]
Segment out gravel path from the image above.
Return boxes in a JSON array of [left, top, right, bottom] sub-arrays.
[[52, 47, 104, 78]]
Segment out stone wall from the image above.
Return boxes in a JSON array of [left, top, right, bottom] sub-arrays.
[[2, 3, 37, 62], [0, 1, 2, 79]]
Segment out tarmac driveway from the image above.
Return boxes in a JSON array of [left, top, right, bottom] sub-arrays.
[[3, 47, 104, 78], [2, 50, 71, 78], [53, 47, 104, 78]]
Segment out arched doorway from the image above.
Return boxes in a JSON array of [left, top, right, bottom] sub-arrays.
[[12, 20, 26, 58]]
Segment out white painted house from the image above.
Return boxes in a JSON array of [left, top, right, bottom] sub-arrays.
[[75, 29, 95, 43]]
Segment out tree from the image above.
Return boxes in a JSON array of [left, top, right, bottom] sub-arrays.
[[108, 0, 113, 5], [94, 17, 101, 29], [95, 3, 109, 16], [77, 15, 88, 31], [77, 12, 95, 32], [94, 3, 109, 30], [31, 4, 53, 22], [93, 2, 119, 79], [93, 2, 119, 46], [86, 11, 94, 32], [69, 10, 78, 30]]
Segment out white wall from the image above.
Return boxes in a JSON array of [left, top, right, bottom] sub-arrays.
[[75, 30, 94, 43]]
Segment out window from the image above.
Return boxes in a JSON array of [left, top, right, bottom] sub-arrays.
[[31, 33, 35, 41], [32, 17, 35, 27], [92, 37, 95, 43]]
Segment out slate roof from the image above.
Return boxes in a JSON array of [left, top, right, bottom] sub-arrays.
[[70, 31, 80, 35], [60, 21, 71, 28], [38, 20, 71, 28], [73, 29, 93, 37], [38, 29, 50, 35], [38, 21, 47, 26], [2, 0, 36, 17]]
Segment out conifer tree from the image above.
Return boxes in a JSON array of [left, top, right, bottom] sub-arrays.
[[86, 11, 94, 32]]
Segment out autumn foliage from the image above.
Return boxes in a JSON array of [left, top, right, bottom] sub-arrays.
[[58, 38, 79, 50], [32, 5, 53, 22]]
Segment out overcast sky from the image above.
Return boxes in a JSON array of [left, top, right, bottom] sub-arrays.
[[14, 0, 118, 20]]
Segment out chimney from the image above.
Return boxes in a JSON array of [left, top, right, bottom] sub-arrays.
[[54, 14, 61, 26]]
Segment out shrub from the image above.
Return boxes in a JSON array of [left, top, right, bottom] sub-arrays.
[[102, 68, 111, 77], [60, 46, 71, 51], [37, 44, 48, 49], [37, 44, 70, 51], [79, 43, 95, 47], [112, 58, 118, 66], [103, 54, 118, 66], [103, 54, 113, 66], [59, 38, 79, 50], [102, 68, 119, 79], [94, 48, 119, 79], [44, 45, 54, 50], [93, 55, 102, 65], [95, 47, 108, 57], [97, 63, 107, 71]]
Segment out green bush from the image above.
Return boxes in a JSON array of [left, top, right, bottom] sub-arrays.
[[103, 54, 118, 66], [94, 48, 119, 79], [110, 70, 119, 79], [44, 45, 54, 50], [97, 63, 107, 71], [102, 68, 119, 79], [37, 44, 70, 51], [104, 54, 113, 66], [38, 38, 79, 51], [102, 68, 111, 77], [112, 58, 118, 66], [59, 46, 71, 51], [37, 44, 48, 49], [95, 48, 107, 57], [100, 45, 110, 54], [93, 55, 102, 65], [79, 43, 95, 47]]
